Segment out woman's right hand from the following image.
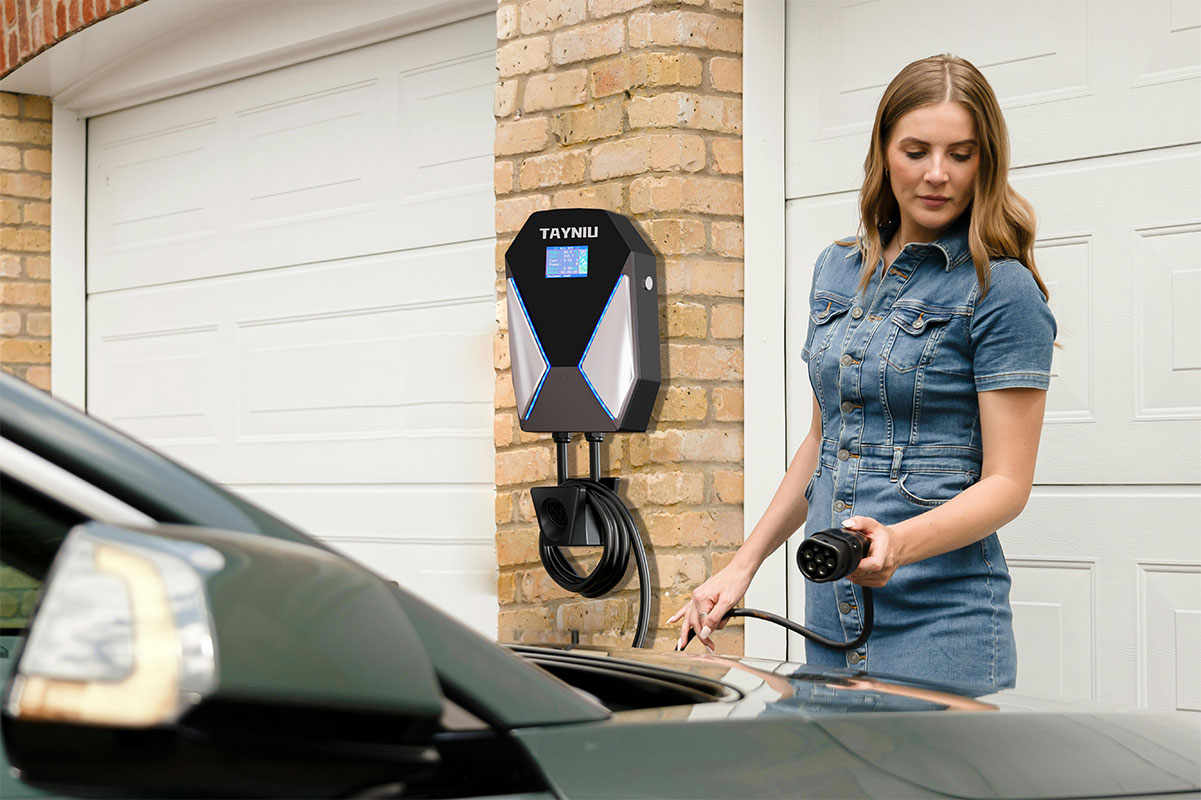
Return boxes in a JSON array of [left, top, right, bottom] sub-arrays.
[[667, 562, 754, 651]]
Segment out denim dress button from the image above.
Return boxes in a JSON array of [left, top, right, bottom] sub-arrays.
[[847, 652, 861, 665], [838, 602, 852, 614], [841, 401, 854, 413], [851, 307, 864, 319], [840, 354, 853, 366], [837, 449, 850, 461], [832, 500, 847, 512]]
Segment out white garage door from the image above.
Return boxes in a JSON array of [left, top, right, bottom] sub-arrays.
[[783, 0, 1201, 708], [84, 15, 500, 635]]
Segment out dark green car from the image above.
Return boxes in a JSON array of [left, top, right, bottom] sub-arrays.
[[2, 373, 1199, 799]]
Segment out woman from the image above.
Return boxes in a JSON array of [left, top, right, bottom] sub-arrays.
[[670, 55, 1056, 691]]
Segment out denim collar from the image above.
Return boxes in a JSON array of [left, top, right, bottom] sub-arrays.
[[877, 213, 974, 272]]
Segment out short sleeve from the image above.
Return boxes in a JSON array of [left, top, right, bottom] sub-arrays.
[[800, 243, 837, 364], [969, 260, 1057, 391]]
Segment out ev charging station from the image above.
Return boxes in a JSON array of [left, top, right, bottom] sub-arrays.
[[505, 208, 659, 434], [506, 208, 871, 650]]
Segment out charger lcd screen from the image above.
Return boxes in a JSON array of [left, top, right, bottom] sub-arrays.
[[546, 246, 589, 279]]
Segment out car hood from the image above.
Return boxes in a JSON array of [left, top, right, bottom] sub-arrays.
[[510, 644, 1201, 800], [512, 642, 1016, 716]]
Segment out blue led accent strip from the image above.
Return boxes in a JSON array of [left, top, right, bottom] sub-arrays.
[[577, 274, 626, 421], [508, 278, 550, 421]]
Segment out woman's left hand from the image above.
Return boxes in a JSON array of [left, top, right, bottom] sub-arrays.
[[841, 516, 903, 587]]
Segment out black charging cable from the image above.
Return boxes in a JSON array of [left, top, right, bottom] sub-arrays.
[[677, 589, 873, 652], [677, 529, 873, 652], [539, 433, 652, 648]]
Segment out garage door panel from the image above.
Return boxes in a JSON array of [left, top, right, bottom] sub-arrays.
[[239, 338, 408, 433], [401, 52, 496, 199], [237, 335, 490, 440], [1133, 0, 1201, 84], [395, 190, 496, 258], [234, 79, 380, 226], [100, 119, 221, 252], [227, 68, 388, 269], [237, 332, 494, 419], [195, 438, 492, 489], [395, 50, 497, 251], [108, 147, 212, 238], [88, 15, 494, 293], [106, 349, 211, 426], [786, 0, 1201, 198], [89, 240, 493, 446], [1008, 559, 1096, 703], [408, 332, 495, 404], [234, 484, 492, 540], [1039, 237, 1094, 423], [1135, 225, 1201, 419], [828, 1, 1088, 109], [90, 238, 493, 329], [1003, 488, 1201, 707], [90, 325, 222, 446], [1016, 148, 1201, 484], [1138, 564, 1201, 713]]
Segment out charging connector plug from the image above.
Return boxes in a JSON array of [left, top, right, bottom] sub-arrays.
[[797, 529, 870, 583]]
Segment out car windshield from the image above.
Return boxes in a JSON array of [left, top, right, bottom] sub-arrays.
[[0, 375, 325, 551], [1, 475, 85, 688]]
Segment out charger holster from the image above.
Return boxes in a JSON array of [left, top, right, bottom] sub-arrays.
[[532, 485, 601, 547]]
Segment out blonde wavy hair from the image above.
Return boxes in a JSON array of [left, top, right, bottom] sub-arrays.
[[851, 55, 1049, 300]]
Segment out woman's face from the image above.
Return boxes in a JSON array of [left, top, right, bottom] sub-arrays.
[[885, 101, 980, 243]]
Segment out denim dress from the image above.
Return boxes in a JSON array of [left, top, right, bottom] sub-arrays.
[[799, 217, 1056, 692]]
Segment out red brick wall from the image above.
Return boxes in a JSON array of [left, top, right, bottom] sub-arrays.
[[494, 0, 745, 653], [0, 91, 50, 390], [2, 0, 145, 76]]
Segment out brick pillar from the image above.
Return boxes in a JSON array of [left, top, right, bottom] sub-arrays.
[[494, 0, 744, 652], [0, 91, 51, 391]]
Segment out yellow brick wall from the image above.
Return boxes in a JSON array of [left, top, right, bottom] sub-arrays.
[[0, 91, 51, 392], [493, 0, 744, 653]]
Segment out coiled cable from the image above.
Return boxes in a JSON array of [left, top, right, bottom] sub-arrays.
[[539, 433, 651, 648]]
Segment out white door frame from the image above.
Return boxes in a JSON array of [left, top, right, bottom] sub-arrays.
[[743, 1, 790, 660], [49, 106, 86, 409]]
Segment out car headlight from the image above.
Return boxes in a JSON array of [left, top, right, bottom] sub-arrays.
[[7, 523, 223, 727]]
